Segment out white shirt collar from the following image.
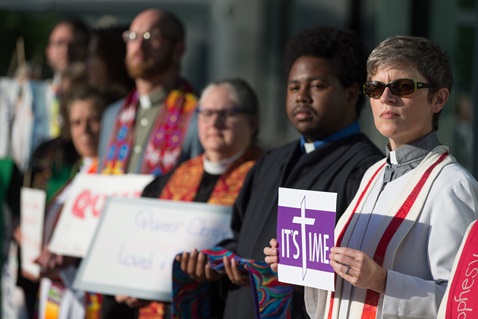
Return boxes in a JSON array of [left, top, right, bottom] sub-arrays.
[[203, 150, 245, 175]]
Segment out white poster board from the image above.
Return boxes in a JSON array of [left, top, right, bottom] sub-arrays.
[[73, 197, 232, 301], [20, 187, 47, 279], [48, 174, 154, 258]]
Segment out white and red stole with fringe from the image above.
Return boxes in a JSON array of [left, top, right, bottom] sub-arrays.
[[305, 145, 452, 319]]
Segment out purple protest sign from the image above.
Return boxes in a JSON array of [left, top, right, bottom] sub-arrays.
[[276, 187, 336, 291]]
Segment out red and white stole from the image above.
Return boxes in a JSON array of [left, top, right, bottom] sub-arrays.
[[101, 80, 197, 175], [306, 145, 452, 319], [437, 220, 478, 318]]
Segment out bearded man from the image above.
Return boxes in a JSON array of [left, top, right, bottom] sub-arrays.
[[96, 8, 203, 319], [98, 8, 202, 176]]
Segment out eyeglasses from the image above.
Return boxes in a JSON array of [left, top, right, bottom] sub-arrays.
[[363, 79, 435, 99], [122, 30, 176, 44], [197, 108, 249, 122]]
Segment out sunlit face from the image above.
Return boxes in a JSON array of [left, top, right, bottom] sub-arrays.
[[46, 23, 85, 74], [69, 98, 101, 158], [198, 85, 256, 161], [369, 65, 446, 150], [125, 12, 176, 80], [286, 56, 358, 142]]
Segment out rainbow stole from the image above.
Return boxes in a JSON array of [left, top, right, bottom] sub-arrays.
[[172, 247, 294, 319]]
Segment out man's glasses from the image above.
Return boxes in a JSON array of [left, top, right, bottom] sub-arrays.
[[197, 108, 250, 122], [122, 30, 176, 44], [363, 79, 435, 99]]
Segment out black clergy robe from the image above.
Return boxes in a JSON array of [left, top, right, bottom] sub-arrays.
[[221, 133, 383, 319]]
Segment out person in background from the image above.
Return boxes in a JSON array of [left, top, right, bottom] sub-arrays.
[[97, 8, 202, 177], [266, 35, 478, 319], [180, 26, 383, 318], [26, 62, 88, 195], [86, 26, 135, 103], [45, 18, 89, 82], [15, 62, 87, 319], [97, 8, 203, 319], [10, 18, 89, 172], [117, 78, 262, 318], [44, 18, 90, 139], [32, 86, 109, 319]]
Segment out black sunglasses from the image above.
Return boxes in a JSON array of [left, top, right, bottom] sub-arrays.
[[363, 79, 435, 99]]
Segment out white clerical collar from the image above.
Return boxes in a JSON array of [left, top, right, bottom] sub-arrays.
[[139, 87, 168, 109], [203, 150, 245, 175], [303, 142, 316, 154], [389, 151, 398, 164], [139, 95, 152, 109]]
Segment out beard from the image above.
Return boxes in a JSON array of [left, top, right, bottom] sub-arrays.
[[126, 49, 174, 80]]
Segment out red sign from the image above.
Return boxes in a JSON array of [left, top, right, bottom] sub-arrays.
[[446, 221, 478, 319]]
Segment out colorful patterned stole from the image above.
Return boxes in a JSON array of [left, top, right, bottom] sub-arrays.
[[324, 146, 452, 319], [159, 147, 262, 204], [172, 247, 295, 319], [437, 220, 478, 319], [102, 80, 197, 175], [139, 147, 262, 319]]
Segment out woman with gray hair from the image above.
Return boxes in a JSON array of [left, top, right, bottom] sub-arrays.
[[265, 35, 478, 318], [116, 78, 262, 318]]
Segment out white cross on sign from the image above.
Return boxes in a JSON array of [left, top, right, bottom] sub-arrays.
[[292, 196, 315, 280]]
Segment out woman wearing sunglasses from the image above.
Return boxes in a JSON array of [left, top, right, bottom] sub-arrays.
[[265, 35, 478, 318]]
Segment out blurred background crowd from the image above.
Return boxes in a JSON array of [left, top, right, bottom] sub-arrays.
[[0, 0, 477, 175]]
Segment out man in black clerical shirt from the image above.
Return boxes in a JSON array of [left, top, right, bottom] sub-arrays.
[[180, 26, 383, 319]]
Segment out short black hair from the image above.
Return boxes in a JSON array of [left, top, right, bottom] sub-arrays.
[[283, 26, 368, 114]]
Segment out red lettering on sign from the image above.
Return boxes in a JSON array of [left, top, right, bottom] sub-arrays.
[[71, 190, 141, 219], [72, 190, 90, 219]]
